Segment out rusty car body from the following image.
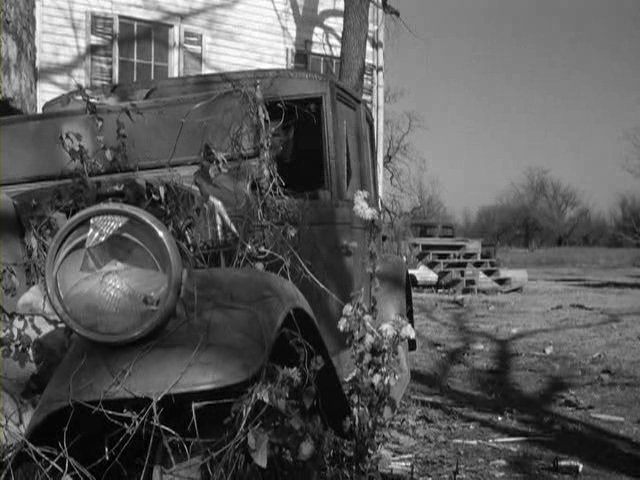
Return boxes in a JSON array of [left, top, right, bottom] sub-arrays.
[[0, 69, 414, 477]]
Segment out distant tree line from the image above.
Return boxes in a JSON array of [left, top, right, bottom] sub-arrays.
[[614, 127, 640, 245], [381, 99, 640, 253], [457, 167, 640, 249]]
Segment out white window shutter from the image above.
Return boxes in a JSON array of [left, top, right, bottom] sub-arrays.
[[89, 14, 114, 86], [182, 29, 203, 76]]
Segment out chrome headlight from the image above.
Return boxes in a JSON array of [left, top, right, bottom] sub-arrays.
[[45, 203, 183, 344]]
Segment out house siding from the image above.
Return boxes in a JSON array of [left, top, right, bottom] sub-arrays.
[[36, 0, 378, 110]]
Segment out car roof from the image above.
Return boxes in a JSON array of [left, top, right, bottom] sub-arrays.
[[42, 68, 360, 113]]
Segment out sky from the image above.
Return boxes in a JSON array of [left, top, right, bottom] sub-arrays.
[[385, 0, 640, 218]]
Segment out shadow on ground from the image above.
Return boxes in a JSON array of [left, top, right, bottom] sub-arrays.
[[410, 307, 640, 478], [551, 278, 640, 290]]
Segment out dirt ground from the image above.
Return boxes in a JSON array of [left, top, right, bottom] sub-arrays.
[[386, 267, 640, 479]]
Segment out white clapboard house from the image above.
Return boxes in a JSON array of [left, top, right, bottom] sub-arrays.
[[34, 0, 384, 112], [34, 0, 385, 194]]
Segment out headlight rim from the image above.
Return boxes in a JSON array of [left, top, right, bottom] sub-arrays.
[[45, 202, 183, 345]]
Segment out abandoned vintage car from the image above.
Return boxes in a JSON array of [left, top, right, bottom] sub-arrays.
[[0, 69, 414, 477]]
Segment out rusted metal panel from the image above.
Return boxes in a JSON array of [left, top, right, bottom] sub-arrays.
[[2, 69, 408, 446], [1, 70, 333, 186], [27, 268, 344, 434]]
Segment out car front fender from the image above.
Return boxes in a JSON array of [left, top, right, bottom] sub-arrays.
[[375, 254, 415, 343], [375, 254, 416, 403], [27, 268, 348, 436]]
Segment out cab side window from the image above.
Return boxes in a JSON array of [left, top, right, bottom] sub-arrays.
[[268, 99, 325, 195]]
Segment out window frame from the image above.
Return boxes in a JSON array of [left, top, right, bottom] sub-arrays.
[[87, 13, 204, 86], [115, 16, 172, 84], [266, 94, 332, 199], [293, 49, 340, 78]]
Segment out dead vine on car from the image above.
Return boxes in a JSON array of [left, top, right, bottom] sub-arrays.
[[1, 82, 414, 479]]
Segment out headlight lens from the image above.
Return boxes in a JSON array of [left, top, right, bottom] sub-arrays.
[[46, 203, 182, 344]]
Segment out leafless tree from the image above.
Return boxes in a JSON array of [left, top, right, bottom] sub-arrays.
[[540, 173, 590, 245], [338, 0, 400, 95], [612, 192, 640, 244], [384, 111, 422, 188], [408, 175, 449, 222], [623, 128, 640, 178], [379, 89, 450, 252], [499, 167, 589, 247], [338, 0, 371, 95]]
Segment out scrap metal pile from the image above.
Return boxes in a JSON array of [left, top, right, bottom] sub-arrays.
[[407, 221, 527, 294]]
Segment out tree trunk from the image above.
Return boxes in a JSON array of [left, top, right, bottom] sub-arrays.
[[1, 0, 37, 114], [339, 0, 370, 96]]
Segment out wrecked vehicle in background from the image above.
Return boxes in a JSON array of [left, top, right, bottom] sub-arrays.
[[0, 69, 415, 477], [407, 220, 527, 293]]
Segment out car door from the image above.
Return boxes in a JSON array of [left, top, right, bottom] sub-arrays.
[[269, 92, 373, 372]]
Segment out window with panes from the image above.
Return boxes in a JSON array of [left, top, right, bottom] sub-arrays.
[[117, 18, 170, 83]]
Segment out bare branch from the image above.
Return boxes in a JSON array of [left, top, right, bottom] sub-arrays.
[[369, 0, 400, 17]]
